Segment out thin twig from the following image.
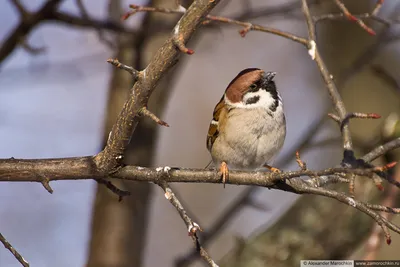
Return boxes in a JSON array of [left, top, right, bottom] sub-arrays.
[[0, 232, 29, 267], [302, 0, 357, 194], [157, 181, 218, 267], [295, 151, 307, 170], [340, 113, 381, 131], [107, 58, 139, 77], [329, 112, 381, 131], [296, 185, 397, 244], [315, 12, 392, 27], [333, 0, 376, 35], [124, 4, 308, 46], [302, 0, 351, 149], [372, 0, 385, 16], [96, 178, 131, 201], [364, 183, 399, 259]]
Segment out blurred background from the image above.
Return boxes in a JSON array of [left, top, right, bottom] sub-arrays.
[[0, 0, 400, 266]]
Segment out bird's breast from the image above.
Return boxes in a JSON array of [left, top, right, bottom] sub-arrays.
[[215, 107, 286, 169]]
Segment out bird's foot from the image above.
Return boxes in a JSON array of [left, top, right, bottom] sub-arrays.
[[219, 162, 229, 188], [264, 164, 281, 173]]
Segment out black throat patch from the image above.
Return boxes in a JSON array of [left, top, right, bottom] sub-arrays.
[[264, 81, 279, 112]]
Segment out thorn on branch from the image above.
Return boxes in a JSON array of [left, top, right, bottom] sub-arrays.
[[122, 4, 141, 20], [333, 0, 376, 35], [121, 11, 133, 21], [173, 25, 194, 55], [35, 172, 53, 194], [107, 58, 139, 78], [328, 113, 341, 123], [295, 151, 307, 171], [239, 23, 253, 37], [140, 107, 170, 127], [40, 177, 53, 194], [96, 178, 131, 201]]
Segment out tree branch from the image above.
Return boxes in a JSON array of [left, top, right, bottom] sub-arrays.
[[157, 181, 218, 267], [0, 232, 29, 267], [2, 1, 400, 266], [124, 4, 308, 45], [0, 0, 64, 67], [0, 141, 399, 246], [93, 0, 220, 173]]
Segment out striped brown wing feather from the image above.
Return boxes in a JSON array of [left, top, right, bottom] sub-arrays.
[[206, 95, 225, 151]]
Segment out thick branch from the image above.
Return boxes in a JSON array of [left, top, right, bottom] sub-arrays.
[[1, 137, 399, 183], [94, 0, 220, 172], [0, 157, 396, 186]]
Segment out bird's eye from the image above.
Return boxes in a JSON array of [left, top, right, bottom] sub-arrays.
[[249, 84, 257, 90]]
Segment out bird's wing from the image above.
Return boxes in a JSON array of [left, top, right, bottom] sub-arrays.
[[206, 95, 225, 152]]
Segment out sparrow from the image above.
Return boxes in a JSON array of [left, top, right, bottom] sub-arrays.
[[206, 68, 286, 187]]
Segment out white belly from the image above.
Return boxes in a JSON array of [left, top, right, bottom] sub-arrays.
[[211, 107, 286, 169]]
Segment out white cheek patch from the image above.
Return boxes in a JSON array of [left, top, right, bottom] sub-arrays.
[[225, 90, 278, 109]]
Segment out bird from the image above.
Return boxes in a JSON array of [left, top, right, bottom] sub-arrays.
[[206, 68, 286, 187]]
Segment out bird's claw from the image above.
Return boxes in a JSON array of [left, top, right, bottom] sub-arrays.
[[264, 164, 281, 173], [219, 162, 229, 188]]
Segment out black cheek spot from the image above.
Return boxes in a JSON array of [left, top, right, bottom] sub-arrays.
[[245, 95, 260, 105]]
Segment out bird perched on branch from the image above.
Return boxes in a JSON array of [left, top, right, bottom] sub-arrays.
[[206, 68, 286, 187]]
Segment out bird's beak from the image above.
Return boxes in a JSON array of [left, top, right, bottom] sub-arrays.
[[263, 71, 276, 82]]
